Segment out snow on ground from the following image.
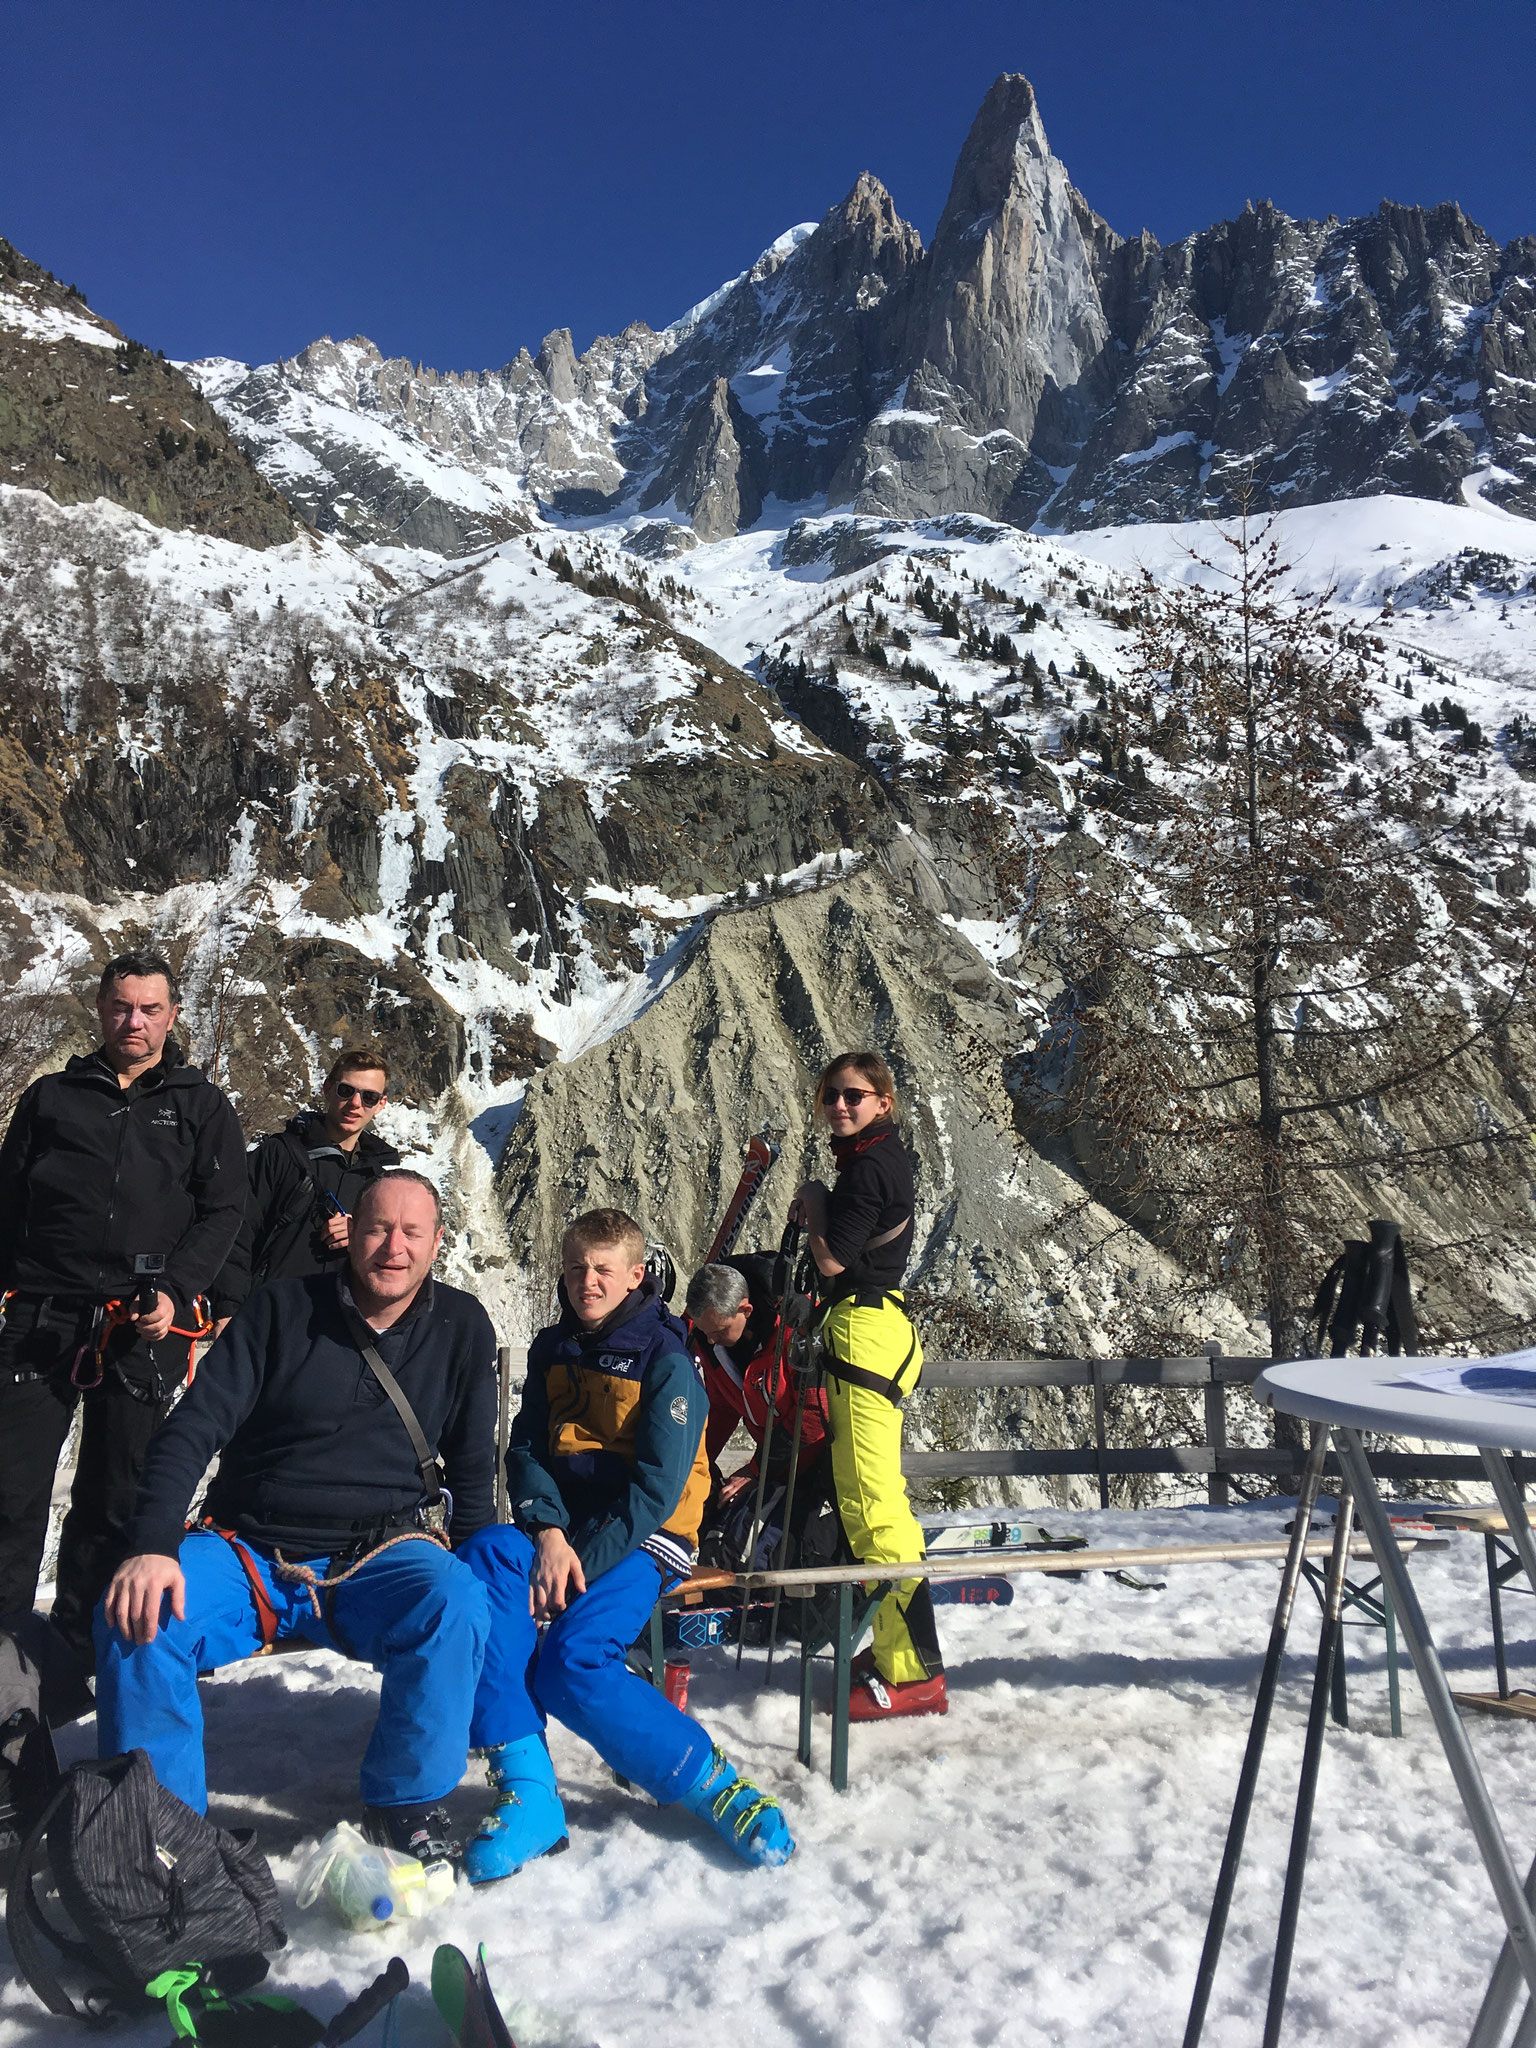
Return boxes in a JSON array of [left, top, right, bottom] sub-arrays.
[[8, 1501, 1533, 2048]]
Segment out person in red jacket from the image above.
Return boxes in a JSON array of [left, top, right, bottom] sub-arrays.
[[685, 1256, 827, 1571]]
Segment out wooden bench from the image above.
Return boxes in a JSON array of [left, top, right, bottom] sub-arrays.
[[1419, 1507, 1536, 1712], [652, 1534, 1427, 1790]]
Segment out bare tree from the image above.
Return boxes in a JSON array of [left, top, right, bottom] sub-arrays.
[[1013, 508, 1536, 1365]]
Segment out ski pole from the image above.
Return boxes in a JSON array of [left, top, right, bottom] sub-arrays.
[[321, 1957, 409, 2047], [736, 1221, 801, 1670], [1183, 1422, 1330, 2048], [764, 1308, 817, 1685], [1262, 1478, 1355, 2048]]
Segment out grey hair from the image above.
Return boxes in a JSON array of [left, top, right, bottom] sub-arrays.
[[357, 1169, 443, 1228], [684, 1263, 750, 1320]]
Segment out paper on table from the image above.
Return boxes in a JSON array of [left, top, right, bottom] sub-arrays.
[[1394, 1360, 1536, 1408]]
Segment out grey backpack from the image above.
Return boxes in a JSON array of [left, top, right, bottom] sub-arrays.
[[6, 1749, 286, 2021], [0, 1618, 67, 1847]]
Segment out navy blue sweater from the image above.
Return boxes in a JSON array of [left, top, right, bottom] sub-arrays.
[[129, 1272, 497, 1559]]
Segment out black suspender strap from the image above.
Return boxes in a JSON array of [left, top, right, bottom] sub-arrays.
[[340, 1305, 445, 1519], [820, 1293, 918, 1406]]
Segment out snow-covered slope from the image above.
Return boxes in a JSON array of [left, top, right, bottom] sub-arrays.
[[15, 1500, 1531, 2048]]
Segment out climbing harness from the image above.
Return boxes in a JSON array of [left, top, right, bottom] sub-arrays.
[[70, 1295, 213, 1393]]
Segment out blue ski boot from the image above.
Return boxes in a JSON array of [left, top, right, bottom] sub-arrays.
[[462, 1734, 568, 1886], [676, 1745, 795, 1868]]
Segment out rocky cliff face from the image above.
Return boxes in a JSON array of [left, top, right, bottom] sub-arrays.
[[0, 239, 294, 547], [186, 74, 1535, 545]]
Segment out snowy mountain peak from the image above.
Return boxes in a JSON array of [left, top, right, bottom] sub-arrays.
[[174, 72, 1535, 546]]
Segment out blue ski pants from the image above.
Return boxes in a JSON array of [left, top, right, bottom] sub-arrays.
[[93, 1530, 489, 1813], [460, 1525, 712, 1804]]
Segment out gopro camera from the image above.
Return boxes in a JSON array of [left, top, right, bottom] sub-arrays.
[[131, 1252, 167, 1317]]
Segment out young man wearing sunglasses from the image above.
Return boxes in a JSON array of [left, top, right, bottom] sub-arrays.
[[213, 1049, 399, 1328]]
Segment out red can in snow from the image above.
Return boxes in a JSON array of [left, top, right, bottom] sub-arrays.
[[663, 1658, 691, 1712]]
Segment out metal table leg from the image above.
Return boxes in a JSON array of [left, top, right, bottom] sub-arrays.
[[1263, 1483, 1355, 2047], [1183, 1422, 1331, 2048], [1487, 1533, 1512, 1700], [1481, 1450, 1536, 1593], [1384, 1589, 1402, 1739], [831, 1584, 853, 1794], [1465, 1450, 1536, 2048], [1333, 1432, 1536, 2037], [798, 1626, 815, 1771]]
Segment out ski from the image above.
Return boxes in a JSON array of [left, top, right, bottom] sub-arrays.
[[931, 1576, 1015, 1607], [922, 1520, 1088, 1556], [667, 1580, 1018, 1643], [433, 1944, 515, 2048], [474, 1946, 516, 2048], [703, 1131, 781, 1263]]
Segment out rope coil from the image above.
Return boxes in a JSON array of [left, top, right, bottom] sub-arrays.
[[270, 1529, 450, 1624]]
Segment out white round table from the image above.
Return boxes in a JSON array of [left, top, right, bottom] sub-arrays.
[[1263, 1350, 1536, 1454], [1253, 1355, 1536, 2048]]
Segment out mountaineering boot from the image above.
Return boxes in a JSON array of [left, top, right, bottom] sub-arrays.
[[848, 1667, 949, 1721], [462, 1733, 569, 1885], [676, 1744, 795, 1868], [361, 1800, 461, 1882]]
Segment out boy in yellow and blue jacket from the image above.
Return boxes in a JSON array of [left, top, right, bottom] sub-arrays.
[[458, 1208, 794, 1879]]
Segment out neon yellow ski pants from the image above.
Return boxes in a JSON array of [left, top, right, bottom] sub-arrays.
[[822, 1294, 937, 1686]]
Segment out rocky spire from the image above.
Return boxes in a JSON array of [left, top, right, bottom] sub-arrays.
[[642, 377, 763, 540], [902, 72, 1119, 445]]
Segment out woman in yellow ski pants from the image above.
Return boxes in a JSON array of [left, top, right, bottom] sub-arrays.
[[792, 1051, 945, 1719]]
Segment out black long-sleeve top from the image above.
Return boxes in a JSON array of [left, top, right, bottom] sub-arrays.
[[824, 1120, 916, 1295], [128, 1272, 497, 1559]]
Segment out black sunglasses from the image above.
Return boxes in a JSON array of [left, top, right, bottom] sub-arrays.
[[823, 1085, 877, 1106], [334, 1081, 385, 1108]]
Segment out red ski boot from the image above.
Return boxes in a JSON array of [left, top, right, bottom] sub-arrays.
[[847, 1667, 948, 1720]]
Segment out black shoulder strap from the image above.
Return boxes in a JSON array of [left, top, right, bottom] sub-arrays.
[[340, 1305, 442, 1507], [277, 1129, 324, 1223], [5, 1776, 86, 2018]]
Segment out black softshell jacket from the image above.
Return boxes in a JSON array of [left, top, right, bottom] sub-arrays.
[[0, 1043, 246, 1313], [214, 1112, 400, 1313]]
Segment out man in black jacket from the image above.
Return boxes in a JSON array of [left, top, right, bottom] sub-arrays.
[[0, 953, 245, 1652], [96, 1171, 496, 1877], [213, 1046, 398, 1327]]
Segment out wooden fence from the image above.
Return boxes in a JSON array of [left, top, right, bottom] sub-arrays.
[[904, 1353, 1533, 1505]]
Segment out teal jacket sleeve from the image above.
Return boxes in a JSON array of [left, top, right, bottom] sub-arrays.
[[504, 1355, 568, 1533], [575, 1344, 707, 1583]]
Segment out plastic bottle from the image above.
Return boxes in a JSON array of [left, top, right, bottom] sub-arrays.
[[293, 1821, 451, 1932]]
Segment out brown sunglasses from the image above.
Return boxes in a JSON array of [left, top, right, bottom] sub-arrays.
[[822, 1085, 877, 1106]]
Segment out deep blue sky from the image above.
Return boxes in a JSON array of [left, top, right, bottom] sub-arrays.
[[6, 1, 1533, 372]]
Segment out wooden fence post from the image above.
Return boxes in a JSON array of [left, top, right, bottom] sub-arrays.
[[1091, 1362, 1110, 1510], [1203, 1342, 1229, 1507]]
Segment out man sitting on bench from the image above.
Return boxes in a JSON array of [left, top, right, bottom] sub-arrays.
[[95, 1170, 495, 1882]]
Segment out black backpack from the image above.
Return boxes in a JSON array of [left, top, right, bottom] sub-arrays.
[[6, 1749, 286, 2021]]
